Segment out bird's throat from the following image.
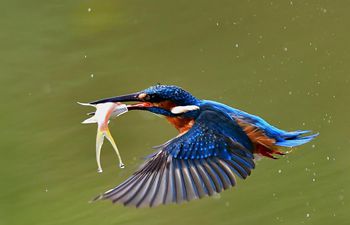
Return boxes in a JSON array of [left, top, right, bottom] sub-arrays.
[[166, 117, 195, 134]]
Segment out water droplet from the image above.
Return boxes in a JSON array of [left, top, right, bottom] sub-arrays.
[[213, 193, 221, 199]]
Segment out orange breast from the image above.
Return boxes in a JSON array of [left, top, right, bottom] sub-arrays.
[[153, 100, 176, 110], [166, 117, 195, 134], [155, 100, 195, 134]]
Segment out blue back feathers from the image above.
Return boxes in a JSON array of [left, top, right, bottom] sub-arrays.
[[202, 100, 318, 148], [142, 85, 317, 148]]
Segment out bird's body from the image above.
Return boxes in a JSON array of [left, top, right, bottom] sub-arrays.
[[89, 85, 317, 207]]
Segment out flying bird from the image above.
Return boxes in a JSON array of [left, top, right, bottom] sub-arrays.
[[89, 85, 317, 207]]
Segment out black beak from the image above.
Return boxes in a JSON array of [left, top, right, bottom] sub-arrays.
[[89, 92, 141, 104]]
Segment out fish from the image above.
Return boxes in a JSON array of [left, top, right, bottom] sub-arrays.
[[78, 102, 128, 173]]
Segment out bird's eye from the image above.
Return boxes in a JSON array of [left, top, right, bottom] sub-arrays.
[[143, 94, 151, 101], [138, 93, 151, 101], [145, 94, 161, 102]]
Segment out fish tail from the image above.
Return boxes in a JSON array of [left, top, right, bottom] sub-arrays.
[[96, 129, 105, 173], [104, 128, 125, 168]]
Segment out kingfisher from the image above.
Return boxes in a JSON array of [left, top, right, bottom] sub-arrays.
[[89, 85, 317, 207]]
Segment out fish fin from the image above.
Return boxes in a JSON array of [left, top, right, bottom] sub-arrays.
[[77, 102, 96, 107], [82, 116, 97, 124]]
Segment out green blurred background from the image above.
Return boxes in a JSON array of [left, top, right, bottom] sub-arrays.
[[1, 0, 349, 224]]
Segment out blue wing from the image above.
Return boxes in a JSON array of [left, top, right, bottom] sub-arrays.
[[95, 107, 255, 207], [161, 107, 254, 160]]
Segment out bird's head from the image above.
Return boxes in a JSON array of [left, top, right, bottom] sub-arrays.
[[90, 85, 200, 117]]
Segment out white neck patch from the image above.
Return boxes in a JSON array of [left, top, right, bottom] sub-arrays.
[[171, 105, 200, 114]]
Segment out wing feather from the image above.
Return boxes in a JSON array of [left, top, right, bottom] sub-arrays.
[[187, 160, 207, 198], [163, 158, 175, 204], [94, 108, 255, 207], [207, 159, 231, 190], [201, 159, 223, 193]]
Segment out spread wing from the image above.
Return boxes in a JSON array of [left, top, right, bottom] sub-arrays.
[[94, 108, 255, 207]]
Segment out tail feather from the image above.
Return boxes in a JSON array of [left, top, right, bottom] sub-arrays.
[[241, 122, 318, 158], [282, 130, 311, 137], [276, 132, 319, 147]]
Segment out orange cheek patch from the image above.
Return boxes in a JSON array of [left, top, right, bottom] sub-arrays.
[[153, 100, 176, 111], [138, 93, 147, 99]]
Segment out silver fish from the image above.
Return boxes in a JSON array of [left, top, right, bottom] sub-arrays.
[[79, 102, 128, 173]]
